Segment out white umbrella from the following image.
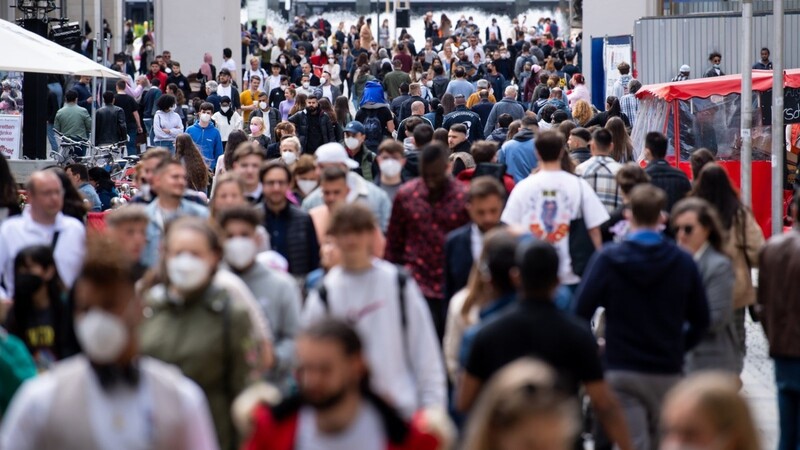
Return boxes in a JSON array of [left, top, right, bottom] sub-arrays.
[[0, 18, 122, 78]]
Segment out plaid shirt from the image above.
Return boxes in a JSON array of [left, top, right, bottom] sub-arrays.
[[619, 93, 639, 128], [577, 156, 623, 212]]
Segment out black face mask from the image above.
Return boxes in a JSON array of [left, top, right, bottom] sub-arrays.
[[14, 273, 45, 299]]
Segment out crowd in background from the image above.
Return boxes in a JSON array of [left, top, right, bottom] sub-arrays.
[[0, 11, 797, 450]]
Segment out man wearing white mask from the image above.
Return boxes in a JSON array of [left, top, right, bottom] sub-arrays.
[[342, 121, 379, 183], [186, 102, 224, 171], [250, 91, 280, 141], [375, 140, 407, 202], [318, 71, 341, 104], [0, 238, 218, 450], [216, 206, 301, 395]]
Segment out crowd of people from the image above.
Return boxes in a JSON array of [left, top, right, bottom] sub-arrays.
[[0, 10, 797, 450]]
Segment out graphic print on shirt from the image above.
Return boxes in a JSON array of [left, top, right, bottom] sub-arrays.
[[528, 189, 572, 243]]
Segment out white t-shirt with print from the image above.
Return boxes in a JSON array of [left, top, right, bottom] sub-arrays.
[[501, 170, 610, 285]]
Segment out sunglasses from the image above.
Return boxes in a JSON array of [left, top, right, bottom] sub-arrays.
[[674, 224, 694, 235]]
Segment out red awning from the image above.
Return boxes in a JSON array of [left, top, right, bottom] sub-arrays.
[[637, 68, 800, 101]]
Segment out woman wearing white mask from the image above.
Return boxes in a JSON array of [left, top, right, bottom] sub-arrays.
[[152, 94, 184, 154], [0, 239, 218, 450], [323, 51, 342, 90], [279, 136, 302, 170], [291, 154, 320, 202], [374, 140, 406, 201], [211, 96, 243, 150], [139, 217, 258, 450]]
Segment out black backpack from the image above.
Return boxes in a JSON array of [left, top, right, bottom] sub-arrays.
[[362, 109, 385, 151]]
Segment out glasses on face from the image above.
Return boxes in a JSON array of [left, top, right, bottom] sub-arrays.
[[674, 224, 694, 235], [712, 59, 721, 64]]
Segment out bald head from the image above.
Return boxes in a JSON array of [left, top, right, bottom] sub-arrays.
[[27, 170, 64, 223], [411, 101, 425, 115]]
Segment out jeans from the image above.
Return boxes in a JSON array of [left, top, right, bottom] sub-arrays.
[[143, 118, 153, 144], [153, 140, 174, 154], [126, 129, 138, 155], [46, 123, 57, 156], [776, 357, 800, 450], [47, 81, 63, 108]]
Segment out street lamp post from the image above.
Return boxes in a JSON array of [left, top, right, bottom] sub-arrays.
[[741, 0, 753, 207], [17, 0, 56, 160], [772, 0, 784, 235]]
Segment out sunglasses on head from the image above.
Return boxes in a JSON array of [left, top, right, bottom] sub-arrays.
[[674, 224, 694, 235]]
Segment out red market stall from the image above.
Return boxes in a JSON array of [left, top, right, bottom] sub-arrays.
[[633, 69, 800, 237]]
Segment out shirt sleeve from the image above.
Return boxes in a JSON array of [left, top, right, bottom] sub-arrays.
[[403, 276, 447, 409], [0, 377, 54, 450], [500, 184, 526, 226], [179, 378, 220, 450], [384, 194, 407, 264]]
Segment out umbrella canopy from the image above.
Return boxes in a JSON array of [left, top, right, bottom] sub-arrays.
[[637, 68, 800, 102], [0, 18, 122, 78]]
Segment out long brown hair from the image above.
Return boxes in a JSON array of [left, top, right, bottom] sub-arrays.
[[175, 134, 209, 192], [605, 116, 633, 163], [318, 97, 337, 123], [289, 93, 307, 116]]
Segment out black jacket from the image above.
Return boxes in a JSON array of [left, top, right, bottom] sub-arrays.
[[442, 106, 484, 141], [444, 224, 474, 302], [288, 110, 335, 154], [645, 159, 692, 213], [263, 203, 320, 276], [94, 104, 127, 145]]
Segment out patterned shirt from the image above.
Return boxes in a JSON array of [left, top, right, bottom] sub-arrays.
[[576, 156, 623, 213], [385, 178, 470, 299], [619, 93, 639, 128]]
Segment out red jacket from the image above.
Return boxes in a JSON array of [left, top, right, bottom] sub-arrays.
[[245, 402, 440, 450], [147, 71, 168, 93], [456, 167, 516, 194]]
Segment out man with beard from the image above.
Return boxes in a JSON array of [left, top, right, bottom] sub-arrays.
[[288, 90, 335, 154], [245, 319, 441, 449]]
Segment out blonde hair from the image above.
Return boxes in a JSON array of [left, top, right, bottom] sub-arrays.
[[463, 359, 579, 450], [572, 100, 593, 126], [663, 373, 760, 450]]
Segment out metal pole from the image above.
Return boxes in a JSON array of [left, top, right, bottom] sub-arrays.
[[772, 0, 784, 235], [741, 0, 753, 207], [81, 0, 85, 35]]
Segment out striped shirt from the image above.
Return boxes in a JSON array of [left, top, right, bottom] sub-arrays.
[[619, 93, 639, 128]]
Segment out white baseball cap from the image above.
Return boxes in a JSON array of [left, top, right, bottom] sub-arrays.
[[315, 142, 359, 169], [680, 64, 691, 73]]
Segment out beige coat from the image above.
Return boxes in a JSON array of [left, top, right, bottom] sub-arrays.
[[725, 207, 765, 309]]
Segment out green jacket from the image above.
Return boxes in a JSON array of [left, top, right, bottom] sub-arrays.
[[0, 328, 36, 418], [53, 103, 91, 139], [140, 283, 254, 450]]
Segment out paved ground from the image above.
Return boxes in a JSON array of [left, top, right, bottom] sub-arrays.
[[741, 316, 779, 450]]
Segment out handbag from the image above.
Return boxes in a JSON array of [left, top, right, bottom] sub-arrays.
[[569, 178, 595, 277]]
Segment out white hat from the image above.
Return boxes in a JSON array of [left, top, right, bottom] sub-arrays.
[[680, 64, 691, 73], [315, 143, 359, 169]]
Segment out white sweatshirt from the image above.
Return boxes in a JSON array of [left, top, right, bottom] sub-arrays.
[[303, 258, 446, 418]]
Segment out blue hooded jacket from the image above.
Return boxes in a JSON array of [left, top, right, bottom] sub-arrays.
[[187, 121, 223, 170], [360, 80, 387, 106]]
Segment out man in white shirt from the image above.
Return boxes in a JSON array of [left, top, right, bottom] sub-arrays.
[[0, 170, 85, 302], [0, 238, 217, 450], [243, 56, 268, 93], [302, 203, 446, 419], [220, 47, 237, 73], [501, 130, 609, 288]]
